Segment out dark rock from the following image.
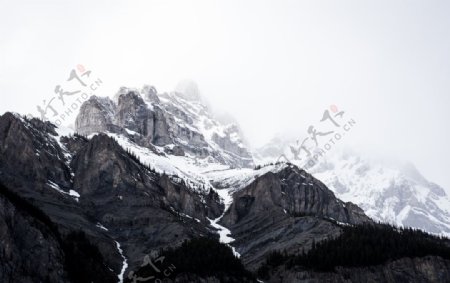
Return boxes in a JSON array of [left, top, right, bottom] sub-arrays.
[[265, 256, 450, 283], [220, 164, 370, 269], [116, 91, 154, 137]]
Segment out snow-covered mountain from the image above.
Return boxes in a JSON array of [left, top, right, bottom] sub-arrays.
[[76, 83, 253, 169], [75, 82, 450, 236], [254, 139, 450, 235], [311, 150, 450, 235], [2, 85, 450, 282], [0, 111, 381, 282]]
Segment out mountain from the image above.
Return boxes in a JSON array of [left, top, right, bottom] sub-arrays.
[[206, 164, 370, 270], [1, 84, 450, 282], [0, 110, 364, 282], [0, 112, 223, 282], [76, 84, 253, 169], [255, 139, 450, 236]]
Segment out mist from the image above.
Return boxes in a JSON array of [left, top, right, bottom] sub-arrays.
[[1, 0, 450, 189]]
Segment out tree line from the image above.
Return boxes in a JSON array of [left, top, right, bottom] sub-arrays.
[[258, 222, 450, 278]]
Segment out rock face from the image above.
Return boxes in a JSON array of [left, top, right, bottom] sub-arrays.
[[70, 133, 222, 269], [75, 85, 254, 168], [0, 189, 67, 283], [254, 139, 450, 236], [115, 91, 153, 136], [0, 113, 222, 281], [0, 113, 70, 187], [223, 165, 369, 227], [75, 96, 118, 134], [141, 84, 160, 103], [219, 164, 370, 269], [151, 105, 172, 146]]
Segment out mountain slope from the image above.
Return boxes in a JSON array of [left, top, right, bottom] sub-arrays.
[[207, 163, 370, 269], [310, 150, 450, 236], [255, 139, 450, 236], [0, 112, 224, 281], [1, 83, 450, 282]]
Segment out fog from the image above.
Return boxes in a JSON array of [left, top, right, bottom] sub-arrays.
[[1, 0, 450, 189]]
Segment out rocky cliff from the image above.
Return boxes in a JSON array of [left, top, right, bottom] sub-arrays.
[[75, 85, 253, 168], [0, 112, 223, 282], [215, 164, 370, 269]]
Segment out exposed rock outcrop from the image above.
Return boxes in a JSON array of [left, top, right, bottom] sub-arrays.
[[223, 165, 369, 226], [74, 85, 254, 168], [115, 90, 153, 136], [220, 164, 370, 269], [75, 96, 118, 135]]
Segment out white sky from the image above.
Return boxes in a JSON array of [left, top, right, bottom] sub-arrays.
[[1, 0, 450, 189]]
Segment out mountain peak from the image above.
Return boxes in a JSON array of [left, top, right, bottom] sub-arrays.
[[141, 84, 160, 103], [175, 79, 202, 101], [253, 139, 450, 235], [74, 84, 253, 168]]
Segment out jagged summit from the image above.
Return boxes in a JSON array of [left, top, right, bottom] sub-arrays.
[[75, 84, 254, 168], [311, 150, 450, 235], [175, 79, 202, 101]]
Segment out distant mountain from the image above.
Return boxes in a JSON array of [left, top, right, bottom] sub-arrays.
[[254, 139, 450, 236]]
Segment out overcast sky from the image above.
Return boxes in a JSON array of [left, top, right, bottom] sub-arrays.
[[1, 0, 450, 189]]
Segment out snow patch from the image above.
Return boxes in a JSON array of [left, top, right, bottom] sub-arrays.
[[208, 188, 241, 258], [47, 181, 79, 202], [96, 223, 109, 231], [115, 241, 128, 283]]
